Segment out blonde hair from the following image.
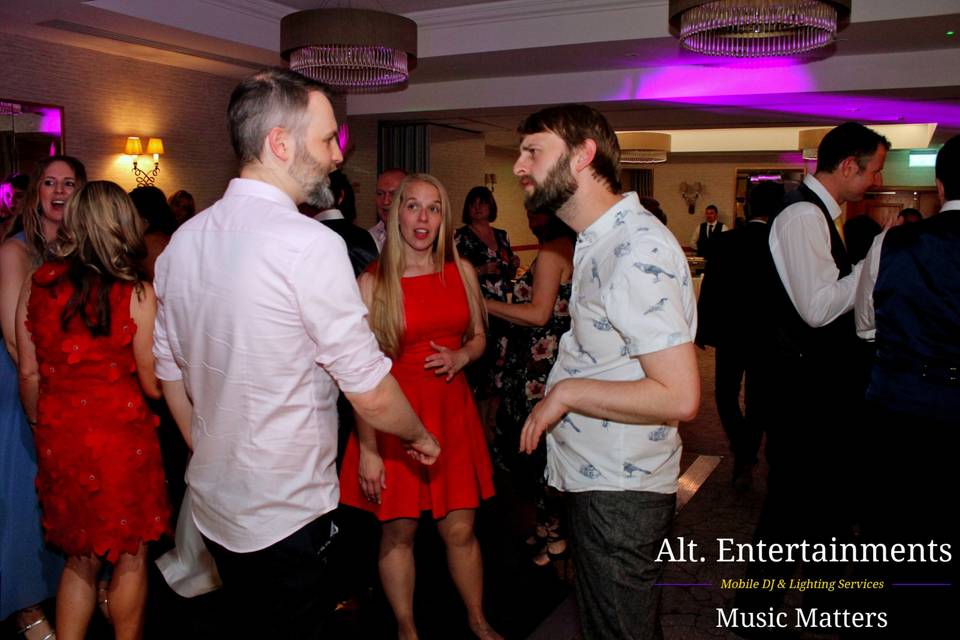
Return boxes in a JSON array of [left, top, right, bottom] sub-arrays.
[[49, 181, 146, 335], [20, 155, 87, 262], [369, 174, 485, 357]]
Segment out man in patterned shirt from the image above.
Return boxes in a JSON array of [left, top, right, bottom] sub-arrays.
[[515, 104, 699, 640]]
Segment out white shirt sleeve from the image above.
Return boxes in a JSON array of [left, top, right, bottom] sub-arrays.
[[291, 234, 392, 394], [769, 203, 863, 328], [152, 252, 182, 381], [854, 230, 887, 340]]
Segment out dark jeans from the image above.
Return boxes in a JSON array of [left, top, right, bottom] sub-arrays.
[[202, 511, 339, 639], [566, 490, 676, 640]]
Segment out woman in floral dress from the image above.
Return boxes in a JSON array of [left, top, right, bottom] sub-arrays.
[[486, 209, 574, 565], [455, 187, 519, 436]]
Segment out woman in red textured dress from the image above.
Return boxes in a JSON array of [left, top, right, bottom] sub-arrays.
[[16, 181, 170, 640], [340, 174, 501, 640]]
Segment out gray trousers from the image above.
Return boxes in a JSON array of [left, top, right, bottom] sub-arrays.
[[566, 490, 676, 640]]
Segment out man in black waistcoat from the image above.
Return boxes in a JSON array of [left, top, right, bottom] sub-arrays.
[[691, 203, 725, 257], [851, 135, 959, 635], [696, 182, 784, 488], [737, 123, 890, 621]]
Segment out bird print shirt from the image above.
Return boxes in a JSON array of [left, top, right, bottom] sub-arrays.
[[545, 192, 697, 494]]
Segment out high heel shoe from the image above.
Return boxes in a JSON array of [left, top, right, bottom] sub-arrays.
[[531, 526, 569, 566], [18, 608, 55, 640]]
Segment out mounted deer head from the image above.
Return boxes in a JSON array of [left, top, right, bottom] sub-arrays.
[[679, 181, 703, 214]]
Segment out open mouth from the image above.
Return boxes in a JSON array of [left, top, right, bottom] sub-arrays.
[[413, 228, 431, 240]]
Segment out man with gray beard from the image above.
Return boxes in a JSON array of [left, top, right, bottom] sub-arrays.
[[152, 68, 439, 636]]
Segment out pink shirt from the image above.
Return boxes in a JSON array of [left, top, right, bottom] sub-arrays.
[[153, 178, 391, 552]]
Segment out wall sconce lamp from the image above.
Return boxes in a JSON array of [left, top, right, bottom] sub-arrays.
[[483, 173, 497, 192], [125, 136, 165, 186]]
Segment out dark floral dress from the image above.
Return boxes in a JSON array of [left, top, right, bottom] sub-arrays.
[[454, 225, 516, 396], [28, 262, 170, 562], [493, 260, 572, 488]]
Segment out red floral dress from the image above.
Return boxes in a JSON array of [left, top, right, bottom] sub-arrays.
[[28, 262, 170, 562]]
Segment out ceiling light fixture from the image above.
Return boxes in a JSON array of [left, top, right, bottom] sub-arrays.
[[617, 132, 672, 164], [281, 8, 417, 93], [668, 0, 851, 58]]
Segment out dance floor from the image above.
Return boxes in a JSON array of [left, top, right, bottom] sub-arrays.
[[3, 348, 786, 640]]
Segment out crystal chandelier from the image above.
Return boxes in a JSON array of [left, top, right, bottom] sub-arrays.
[[281, 9, 418, 93], [669, 0, 851, 58]]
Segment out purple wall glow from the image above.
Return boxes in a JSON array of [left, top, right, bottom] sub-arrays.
[[38, 107, 62, 136]]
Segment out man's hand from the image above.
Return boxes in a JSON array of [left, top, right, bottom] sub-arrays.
[[519, 382, 569, 454], [407, 430, 441, 465]]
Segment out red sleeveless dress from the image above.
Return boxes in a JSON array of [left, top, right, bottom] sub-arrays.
[[28, 262, 170, 562], [340, 261, 495, 520]]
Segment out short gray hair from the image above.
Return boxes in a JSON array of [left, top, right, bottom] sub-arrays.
[[227, 67, 331, 165]]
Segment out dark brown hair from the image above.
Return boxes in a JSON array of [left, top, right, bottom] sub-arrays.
[[518, 104, 621, 193]]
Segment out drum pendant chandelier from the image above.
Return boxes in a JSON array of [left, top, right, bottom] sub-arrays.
[[281, 8, 418, 93], [668, 0, 851, 58]]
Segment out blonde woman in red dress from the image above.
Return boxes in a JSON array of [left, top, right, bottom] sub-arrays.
[[16, 181, 170, 640], [339, 174, 501, 640]]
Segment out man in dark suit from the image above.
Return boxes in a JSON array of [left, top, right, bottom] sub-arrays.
[[690, 203, 724, 257], [739, 122, 889, 619], [852, 135, 959, 635], [696, 182, 783, 488], [305, 170, 379, 277]]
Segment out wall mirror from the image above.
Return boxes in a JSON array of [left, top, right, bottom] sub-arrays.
[[0, 99, 65, 179]]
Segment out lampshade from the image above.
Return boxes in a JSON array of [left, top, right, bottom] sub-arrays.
[[124, 136, 143, 156], [617, 132, 672, 164], [146, 137, 165, 156], [281, 9, 418, 94], [669, 0, 851, 58], [798, 127, 832, 159]]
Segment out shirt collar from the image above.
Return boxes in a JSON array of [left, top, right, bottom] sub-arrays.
[[224, 177, 298, 212], [313, 208, 344, 221], [940, 200, 960, 213], [578, 191, 643, 247], [803, 174, 842, 221]]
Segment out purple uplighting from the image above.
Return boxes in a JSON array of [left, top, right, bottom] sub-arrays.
[[38, 107, 62, 136], [338, 122, 350, 152], [609, 62, 814, 102], [649, 92, 960, 129]]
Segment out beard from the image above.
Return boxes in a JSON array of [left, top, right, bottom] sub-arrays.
[[290, 143, 335, 210], [524, 150, 578, 213]]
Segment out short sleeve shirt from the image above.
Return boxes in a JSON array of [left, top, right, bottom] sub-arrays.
[[545, 192, 697, 494]]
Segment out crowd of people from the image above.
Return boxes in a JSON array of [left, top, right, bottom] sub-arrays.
[[0, 63, 956, 640]]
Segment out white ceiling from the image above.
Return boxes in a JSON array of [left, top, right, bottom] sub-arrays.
[[1, 0, 959, 143]]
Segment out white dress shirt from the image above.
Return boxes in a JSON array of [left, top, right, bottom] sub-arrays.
[[546, 193, 697, 495], [368, 219, 386, 252], [153, 178, 392, 553], [856, 200, 960, 339], [769, 174, 863, 328], [312, 207, 344, 222]]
